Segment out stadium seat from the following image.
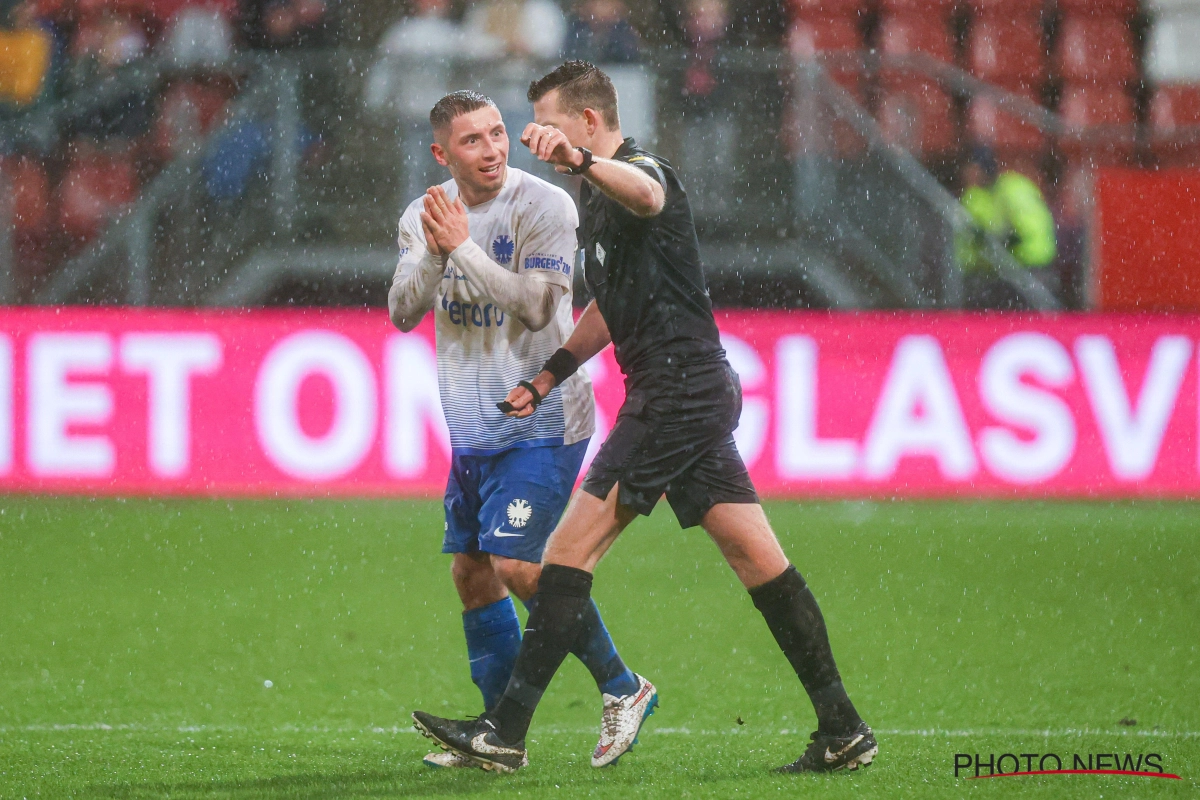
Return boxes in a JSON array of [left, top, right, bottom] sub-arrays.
[[152, 80, 232, 162], [879, 0, 956, 16], [965, 0, 1043, 14], [56, 147, 139, 244], [1057, 83, 1137, 166], [876, 78, 958, 158], [967, 88, 1049, 159], [786, 0, 865, 21], [1146, 11, 1200, 84], [1057, 0, 1138, 13], [878, 14, 956, 64], [1053, 17, 1136, 84], [787, 16, 864, 96], [1148, 84, 1200, 167], [1, 155, 51, 239], [966, 14, 1047, 90]]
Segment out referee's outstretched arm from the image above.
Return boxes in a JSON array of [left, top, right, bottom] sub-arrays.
[[520, 123, 665, 218]]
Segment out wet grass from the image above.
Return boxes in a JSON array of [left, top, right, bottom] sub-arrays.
[[0, 497, 1197, 798]]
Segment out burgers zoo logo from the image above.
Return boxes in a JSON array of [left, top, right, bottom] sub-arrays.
[[954, 750, 1180, 781]]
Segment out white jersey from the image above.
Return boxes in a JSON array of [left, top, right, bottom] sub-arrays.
[[395, 167, 595, 455]]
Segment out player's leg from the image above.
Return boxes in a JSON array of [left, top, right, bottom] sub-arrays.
[[429, 454, 524, 771], [413, 409, 660, 770], [413, 484, 638, 770]]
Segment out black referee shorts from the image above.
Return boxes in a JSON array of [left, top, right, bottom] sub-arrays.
[[580, 359, 760, 528]]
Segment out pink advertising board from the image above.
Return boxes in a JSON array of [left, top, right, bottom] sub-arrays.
[[2, 307, 1199, 498]]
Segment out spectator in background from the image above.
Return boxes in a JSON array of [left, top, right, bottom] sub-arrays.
[[463, 0, 565, 61], [564, 0, 641, 64], [241, 0, 331, 50], [956, 146, 1058, 309], [681, 0, 727, 107], [65, 8, 154, 141], [0, 0, 54, 109], [365, 0, 488, 206]]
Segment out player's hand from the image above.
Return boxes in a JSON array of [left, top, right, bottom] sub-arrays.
[[520, 123, 584, 174], [421, 215, 442, 257], [420, 186, 469, 253], [499, 371, 556, 418]]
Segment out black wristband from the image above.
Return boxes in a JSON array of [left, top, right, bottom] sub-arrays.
[[518, 380, 542, 407], [567, 147, 593, 176], [542, 348, 580, 386]]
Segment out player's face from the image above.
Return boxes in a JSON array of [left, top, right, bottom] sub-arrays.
[[435, 106, 509, 199], [532, 92, 592, 150]]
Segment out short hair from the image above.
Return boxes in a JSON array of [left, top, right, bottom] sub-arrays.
[[527, 61, 620, 130], [429, 90, 497, 134]]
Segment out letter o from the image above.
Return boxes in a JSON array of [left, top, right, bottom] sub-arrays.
[[996, 754, 1020, 775], [255, 331, 377, 480]]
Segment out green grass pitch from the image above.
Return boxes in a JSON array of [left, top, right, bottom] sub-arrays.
[[0, 497, 1197, 798]]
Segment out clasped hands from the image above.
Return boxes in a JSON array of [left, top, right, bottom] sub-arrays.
[[420, 185, 469, 257]]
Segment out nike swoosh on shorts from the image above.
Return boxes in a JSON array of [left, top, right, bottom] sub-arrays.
[[491, 528, 525, 538]]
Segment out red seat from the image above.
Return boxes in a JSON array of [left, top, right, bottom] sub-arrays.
[[1053, 17, 1136, 84], [56, 147, 139, 244], [787, 16, 863, 53], [967, 88, 1049, 159], [967, 14, 1047, 89], [880, 0, 956, 13], [1058, 83, 1137, 166], [786, 0, 864, 21], [1056, 0, 1137, 14], [2, 155, 51, 239], [787, 16, 864, 96], [878, 14, 956, 63], [152, 79, 231, 161], [1149, 84, 1200, 167], [966, 0, 1042, 14], [876, 78, 958, 157]]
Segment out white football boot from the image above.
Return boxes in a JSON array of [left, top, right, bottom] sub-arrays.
[[591, 673, 659, 767], [422, 750, 476, 769]]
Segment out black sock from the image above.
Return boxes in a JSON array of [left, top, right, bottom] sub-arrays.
[[749, 564, 863, 735], [524, 594, 634, 695], [487, 564, 593, 744]]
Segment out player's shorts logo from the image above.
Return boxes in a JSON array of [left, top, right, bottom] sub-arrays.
[[506, 498, 532, 528], [492, 234, 515, 265]]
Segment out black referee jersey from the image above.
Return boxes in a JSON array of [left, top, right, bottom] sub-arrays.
[[578, 138, 726, 376], [575, 138, 759, 525]]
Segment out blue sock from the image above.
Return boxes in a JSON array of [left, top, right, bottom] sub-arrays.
[[463, 597, 522, 712], [523, 596, 639, 698]]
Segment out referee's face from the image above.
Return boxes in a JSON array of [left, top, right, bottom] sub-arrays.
[[533, 92, 592, 151], [436, 106, 510, 201]]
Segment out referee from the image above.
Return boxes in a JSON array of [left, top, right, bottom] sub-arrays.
[[413, 61, 877, 775]]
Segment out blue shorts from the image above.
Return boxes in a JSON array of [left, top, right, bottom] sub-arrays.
[[443, 439, 590, 564]]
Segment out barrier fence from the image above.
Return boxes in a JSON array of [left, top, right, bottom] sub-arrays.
[[2, 307, 1199, 498]]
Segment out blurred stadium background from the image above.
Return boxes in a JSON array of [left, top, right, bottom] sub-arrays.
[[2, 0, 1200, 797], [0, 0, 1198, 311]]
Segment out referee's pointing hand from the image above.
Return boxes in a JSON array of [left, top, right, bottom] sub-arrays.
[[520, 123, 584, 174]]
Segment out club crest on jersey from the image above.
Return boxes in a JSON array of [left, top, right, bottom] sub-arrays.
[[595, 242, 606, 266], [492, 234, 515, 265], [506, 499, 532, 528]]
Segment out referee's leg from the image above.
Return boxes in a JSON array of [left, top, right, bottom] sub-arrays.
[[541, 483, 638, 571], [701, 502, 867, 741], [484, 484, 638, 745]]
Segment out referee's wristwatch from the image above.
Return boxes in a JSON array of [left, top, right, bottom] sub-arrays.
[[567, 147, 594, 175]]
